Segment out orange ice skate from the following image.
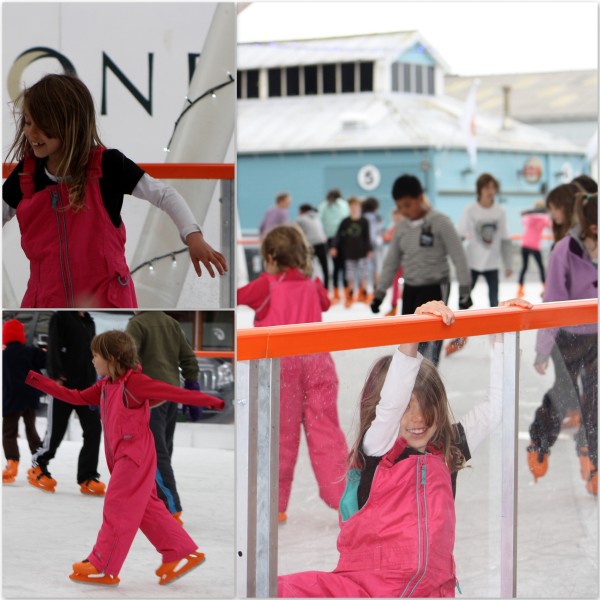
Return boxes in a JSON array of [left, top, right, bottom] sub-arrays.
[[80, 479, 106, 496], [156, 551, 205, 585], [27, 465, 57, 492], [69, 560, 120, 585], [2, 460, 19, 483], [527, 443, 549, 482]]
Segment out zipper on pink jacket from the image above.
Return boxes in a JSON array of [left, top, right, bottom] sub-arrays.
[[51, 187, 75, 306], [402, 455, 429, 597]]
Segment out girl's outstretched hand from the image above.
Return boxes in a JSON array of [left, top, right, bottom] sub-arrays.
[[414, 300, 455, 325], [186, 232, 228, 278]]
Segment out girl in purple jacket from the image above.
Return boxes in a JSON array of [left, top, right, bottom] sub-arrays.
[[26, 330, 223, 586], [528, 193, 598, 494], [279, 298, 531, 598]]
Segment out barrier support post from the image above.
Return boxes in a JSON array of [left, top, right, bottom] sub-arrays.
[[501, 331, 520, 597], [235, 360, 250, 598], [220, 178, 235, 307], [236, 358, 280, 598]]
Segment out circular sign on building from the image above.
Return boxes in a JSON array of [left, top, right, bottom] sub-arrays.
[[522, 156, 543, 184], [357, 164, 381, 191]]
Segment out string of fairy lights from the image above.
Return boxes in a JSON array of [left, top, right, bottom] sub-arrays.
[[130, 248, 188, 276], [164, 72, 235, 152], [130, 72, 235, 276]]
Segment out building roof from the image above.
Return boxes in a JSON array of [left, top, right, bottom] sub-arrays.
[[238, 30, 451, 71], [238, 92, 584, 155], [445, 70, 598, 123]]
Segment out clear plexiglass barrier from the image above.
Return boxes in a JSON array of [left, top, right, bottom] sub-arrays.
[[236, 300, 598, 598]]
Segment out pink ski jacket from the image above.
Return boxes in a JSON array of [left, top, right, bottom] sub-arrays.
[[17, 146, 137, 308], [237, 268, 329, 326]]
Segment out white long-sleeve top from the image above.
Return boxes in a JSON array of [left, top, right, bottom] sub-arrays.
[[363, 340, 504, 458]]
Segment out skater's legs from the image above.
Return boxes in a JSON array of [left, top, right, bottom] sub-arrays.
[[22, 408, 42, 455], [279, 356, 304, 513], [302, 353, 347, 509], [74, 404, 102, 484]]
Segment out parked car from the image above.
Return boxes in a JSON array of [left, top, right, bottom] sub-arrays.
[[179, 356, 234, 424]]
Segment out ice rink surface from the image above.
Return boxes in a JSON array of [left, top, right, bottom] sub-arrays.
[[2, 278, 597, 598], [2, 423, 234, 598]]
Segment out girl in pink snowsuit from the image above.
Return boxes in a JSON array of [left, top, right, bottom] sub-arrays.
[[3, 73, 227, 308], [26, 330, 224, 586], [279, 298, 532, 598], [238, 224, 349, 521]]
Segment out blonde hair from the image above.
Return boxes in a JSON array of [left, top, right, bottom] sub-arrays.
[[260, 224, 313, 276], [6, 74, 104, 211], [348, 355, 465, 473], [90, 330, 139, 378]]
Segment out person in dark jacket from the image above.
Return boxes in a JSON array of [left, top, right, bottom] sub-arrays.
[[29, 311, 105, 495], [2, 319, 46, 483], [126, 311, 200, 524]]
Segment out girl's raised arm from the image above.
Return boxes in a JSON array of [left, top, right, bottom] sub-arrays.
[[128, 373, 224, 410], [364, 301, 456, 456], [25, 371, 102, 406], [459, 298, 532, 453]]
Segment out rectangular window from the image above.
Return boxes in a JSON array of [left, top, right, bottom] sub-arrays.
[[304, 65, 318, 95], [391, 63, 400, 92], [286, 66, 300, 96], [268, 68, 281, 97], [246, 69, 259, 99], [323, 63, 336, 94], [427, 66, 435, 95], [403, 63, 412, 93], [416, 65, 423, 94], [237, 70, 243, 98], [359, 62, 374, 91], [341, 62, 355, 93]]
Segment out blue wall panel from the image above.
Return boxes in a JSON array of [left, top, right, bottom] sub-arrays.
[[238, 148, 587, 236]]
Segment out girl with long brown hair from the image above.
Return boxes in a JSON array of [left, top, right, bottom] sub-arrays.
[[279, 298, 532, 598], [3, 73, 227, 308]]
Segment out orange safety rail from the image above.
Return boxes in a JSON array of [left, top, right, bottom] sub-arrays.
[[194, 350, 234, 359], [237, 299, 598, 361], [3, 162, 234, 180]]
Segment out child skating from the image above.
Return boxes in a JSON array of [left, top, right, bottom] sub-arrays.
[[279, 298, 532, 598], [528, 192, 598, 494], [2, 319, 46, 484], [238, 224, 349, 523], [3, 73, 227, 308], [25, 330, 224, 586]]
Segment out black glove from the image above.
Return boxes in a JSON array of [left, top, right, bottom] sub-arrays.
[[458, 285, 473, 310], [370, 296, 383, 314], [458, 295, 473, 310]]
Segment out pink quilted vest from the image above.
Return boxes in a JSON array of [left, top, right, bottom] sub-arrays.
[[16, 146, 137, 308]]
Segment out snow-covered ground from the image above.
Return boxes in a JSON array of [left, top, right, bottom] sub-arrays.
[[239, 278, 598, 598]]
